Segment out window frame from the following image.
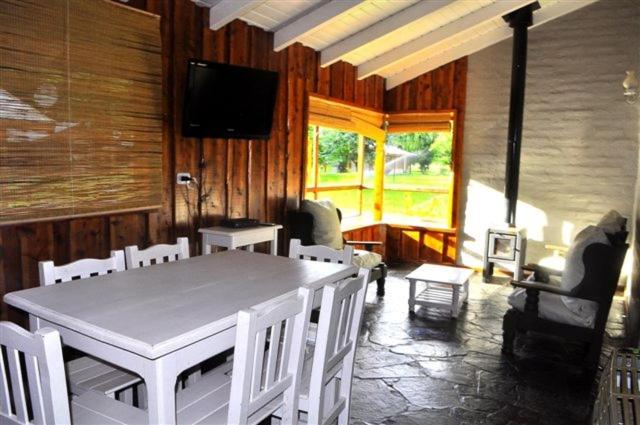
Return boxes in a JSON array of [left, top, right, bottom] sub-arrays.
[[304, 94, 461, 229]]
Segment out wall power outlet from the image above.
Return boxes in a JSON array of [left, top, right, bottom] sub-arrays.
[[176, 172, 192, 185]]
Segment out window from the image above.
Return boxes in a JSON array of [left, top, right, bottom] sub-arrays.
[[305, 126, 375, 218], [383, 131, 453, 226], [305, 95, 456, 227]]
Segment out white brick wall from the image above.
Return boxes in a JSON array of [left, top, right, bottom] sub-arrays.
[[460, 0, 640, 268]]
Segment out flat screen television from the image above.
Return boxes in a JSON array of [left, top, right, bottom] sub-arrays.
[[182, 59, 279, 139]]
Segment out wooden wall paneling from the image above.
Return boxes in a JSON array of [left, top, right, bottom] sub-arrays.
[[285, 43, 306, 212], [416, 73, 432, 110], [69, 218, 110, 260], [421, 231, 444, 263], [329, 61, 345, 98], [247, 25, 268, 225], [109, 213, 148, 250], [342, 63, 356, 103], [451, 57, 468, 237], [172, 0, 203, 238], [1, 227, 23, 323], [227, 20, 250, 219], [17, 224, 53, 291], [146, 0, 176, 246], [52, 220, 71, 265], [266, 45, 288, 228], [317, 65, 331, 97], [401, 230, 420, 262], [432, 63, 455, 110]]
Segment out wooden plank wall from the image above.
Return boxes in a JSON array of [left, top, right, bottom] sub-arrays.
[[343, 224, 456, 265], [0, 0, 384, 325], [383, 58, 468, 265]]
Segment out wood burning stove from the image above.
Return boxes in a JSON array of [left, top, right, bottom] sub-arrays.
[[483, 227, 526, 282]]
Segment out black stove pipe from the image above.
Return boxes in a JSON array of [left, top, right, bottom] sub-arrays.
[[503, 3, 539, 226]]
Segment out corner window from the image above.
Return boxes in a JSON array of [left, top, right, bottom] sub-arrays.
[[305, 95, 456, 227]]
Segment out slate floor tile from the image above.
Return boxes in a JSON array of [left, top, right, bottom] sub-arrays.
[[350, 264, 626, 424]]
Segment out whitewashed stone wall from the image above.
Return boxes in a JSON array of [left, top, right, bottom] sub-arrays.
[[460, 0, 640, 268]]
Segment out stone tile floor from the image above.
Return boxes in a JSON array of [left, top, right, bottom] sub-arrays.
[[350, 264, 626, 425]]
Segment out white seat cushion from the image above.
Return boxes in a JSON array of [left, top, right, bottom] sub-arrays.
[[352, 249, 382, 269], [507, 284, 596, 329]]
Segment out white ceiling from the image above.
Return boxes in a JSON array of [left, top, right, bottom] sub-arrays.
[[194, 0, 600, 89]]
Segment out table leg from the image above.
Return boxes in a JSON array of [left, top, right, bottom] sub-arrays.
[[408, 279, 416, 316], [271, 230, 278, 255], [29, 315, 42, 332], [144, 358, 177, 425], [451, 286, 460, 318], [202, 234, 211, 255], [247, 244, 255, 252]]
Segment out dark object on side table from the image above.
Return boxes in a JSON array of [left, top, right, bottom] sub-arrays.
[[288, 209, 388, 296], [502, 227, 628, 373]]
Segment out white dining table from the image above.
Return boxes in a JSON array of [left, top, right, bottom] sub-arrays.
[[3, 250, 357, 424]]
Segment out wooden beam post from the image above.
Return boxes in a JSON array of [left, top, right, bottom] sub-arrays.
[[357, 134, 365, 215], [313, 126, 320, 199], [373, 133, 385, 221]]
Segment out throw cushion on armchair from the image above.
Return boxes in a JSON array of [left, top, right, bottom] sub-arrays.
[[300, 199, 382, 270], [300, 200, 343, 250]]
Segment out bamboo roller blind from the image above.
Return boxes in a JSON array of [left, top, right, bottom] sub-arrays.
[[308, 95, 454, 139], [386, 111, 455, 134], [0, 0, 162, 225], [308, 95, 385, 141]]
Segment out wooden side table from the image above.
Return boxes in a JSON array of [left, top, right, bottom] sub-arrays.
[[406, 263, 474, 318], [199, 225, 283, 255]]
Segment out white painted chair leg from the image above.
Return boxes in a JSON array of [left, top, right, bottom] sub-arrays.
[[137, 383, 147, 410], [120, 388, 134, 405], [186, 369, 202, 386]]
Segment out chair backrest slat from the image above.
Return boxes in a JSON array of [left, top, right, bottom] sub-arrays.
[[289, 239, 353, 265], [124, 237, 189, 270], [307, 270, 369, 425], [24, 354, 44, 425], [38, 251, 125, 286], [7, 348, 28, 423], [228, 286, 312, 425], [0, 347, 11, 417], [0, 323, 70, 425]]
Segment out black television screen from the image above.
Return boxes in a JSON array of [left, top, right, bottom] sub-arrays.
[[182, 60, 278, 139]]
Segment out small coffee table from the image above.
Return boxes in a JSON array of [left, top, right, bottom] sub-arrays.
[[406, 263, 474, 318]]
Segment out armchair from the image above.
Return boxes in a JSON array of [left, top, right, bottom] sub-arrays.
[[288, 208, 388, 296], [502, 230, 628, 371]]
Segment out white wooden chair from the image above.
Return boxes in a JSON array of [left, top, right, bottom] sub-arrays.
[[289, 239, 354, 265], [176, 286, 313, 425], [303, 269, 369, 425], [289, 238, 355, 345], [124, 237, 189, 269], [0, 321, 145, 425], [38, 251, 143, 404]]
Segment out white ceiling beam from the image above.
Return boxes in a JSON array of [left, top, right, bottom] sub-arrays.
[[358, 0, 538, 80], [320, 0, 455, 68], [273, 0, 366, 52], [209, 0, 265, 30], [385, 0, 600, 89]]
